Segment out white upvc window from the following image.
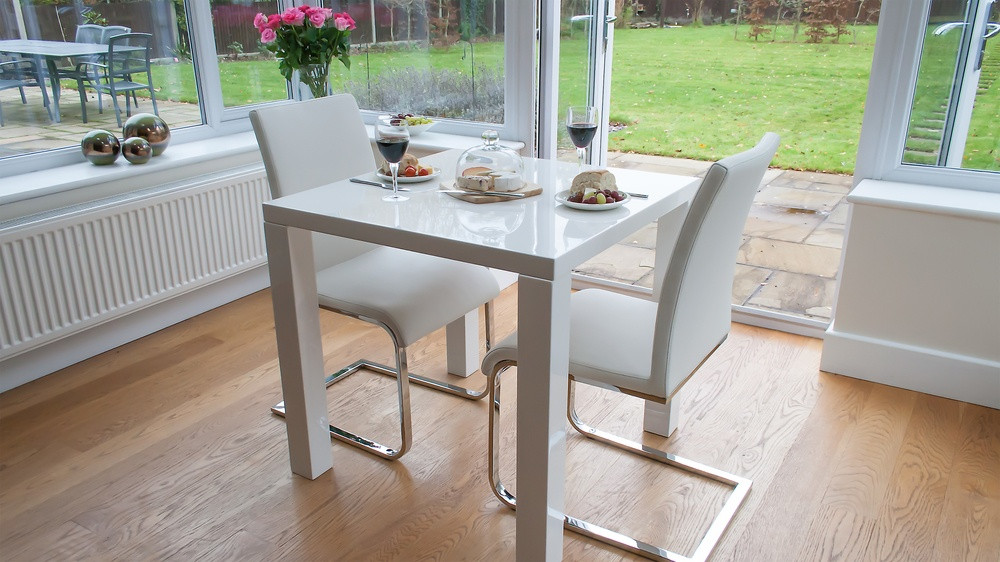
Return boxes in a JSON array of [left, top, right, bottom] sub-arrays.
[[0, 0, 536, 178], [855, 0, 999, 193]]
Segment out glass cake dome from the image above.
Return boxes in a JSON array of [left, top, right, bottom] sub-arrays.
[[454, 130, 525, 192]]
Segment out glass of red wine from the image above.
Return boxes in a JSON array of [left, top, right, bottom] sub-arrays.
[[376, 115, 410, 202], [566, 105, 599, 173]]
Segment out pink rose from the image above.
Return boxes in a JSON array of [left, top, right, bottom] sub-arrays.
[[297, 5, 311, 13], [308, 11, 326, 27], [260, 28, 277, 43], [253, 12, 268, 32], [333, 13, 356, 31], [281, 8, 305, 25], [320, 8, 334, 19], [267, 14, 281, 30]]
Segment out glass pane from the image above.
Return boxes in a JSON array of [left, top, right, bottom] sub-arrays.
[[212, 0, 287, 108], [316, 0, 506, 123], [903, 0, 1000, 171], [558, 0, 596, 163], [0, 0, 202, 159]]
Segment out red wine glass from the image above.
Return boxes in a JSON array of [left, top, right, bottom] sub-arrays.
[[376, 115, 410, 202], [566, 105, 599, 173]]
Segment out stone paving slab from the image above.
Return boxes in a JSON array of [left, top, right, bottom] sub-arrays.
[[737, 237, 841, 278], [746, 270, 836, 319]]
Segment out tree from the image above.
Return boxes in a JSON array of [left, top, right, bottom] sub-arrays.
[[747, 0, 774, 41]]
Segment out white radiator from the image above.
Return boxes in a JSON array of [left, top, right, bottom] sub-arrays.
[[0, 167, 270, 361]]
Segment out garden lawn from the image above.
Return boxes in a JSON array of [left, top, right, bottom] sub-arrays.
[[598, 25, 878, 173], [150, 25, 886, 173]]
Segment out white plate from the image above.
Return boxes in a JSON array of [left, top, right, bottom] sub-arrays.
[[407, 121, 435, 136], [555, 189, 630, 211], [376, 167, 441, 183]]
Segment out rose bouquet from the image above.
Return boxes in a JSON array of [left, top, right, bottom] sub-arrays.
[[254, 6, 357, 97]]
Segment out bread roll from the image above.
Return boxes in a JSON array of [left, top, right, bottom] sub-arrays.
[[570, 169, 617, 195]]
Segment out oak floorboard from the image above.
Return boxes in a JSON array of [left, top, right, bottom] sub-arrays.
[[2, 286, 997, 561], [866, 393, 963, 561]]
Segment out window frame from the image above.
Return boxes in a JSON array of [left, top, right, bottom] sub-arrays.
[[0, 0, 537, 178], [854, 0, 999, 193]]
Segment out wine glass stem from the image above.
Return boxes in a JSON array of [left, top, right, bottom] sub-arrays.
[[577, 147, 586, 172], [390, 162, 399, 198]]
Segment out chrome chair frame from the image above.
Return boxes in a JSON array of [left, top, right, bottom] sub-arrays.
[[486, 362, 751, 562], [272, 300, 494, 459]]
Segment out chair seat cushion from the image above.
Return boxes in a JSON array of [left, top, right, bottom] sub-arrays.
[[482, 288, 660, 397], [316, 247, 501, 347]]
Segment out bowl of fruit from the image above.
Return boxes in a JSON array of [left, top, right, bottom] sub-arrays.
[[390, 113, 435, 136], [556, 169, 630, 210]]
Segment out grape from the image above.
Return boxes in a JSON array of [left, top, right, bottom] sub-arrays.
[[585, 197, 598, 204], [568, 193, 583, 203]]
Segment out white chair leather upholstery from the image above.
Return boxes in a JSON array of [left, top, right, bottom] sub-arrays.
[[251, 94, 501, 460], [482, 133, 780, 561]]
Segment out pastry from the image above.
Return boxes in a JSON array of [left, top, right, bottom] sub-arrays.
[[570, 169, 617, 195]]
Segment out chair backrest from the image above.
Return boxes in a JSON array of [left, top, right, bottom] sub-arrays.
[[75, 24, 104, 44], [649, 133, 780, 401], [107, 33, 152, 76], [101, 25, 131, 44], [250, 94, 380, 267]]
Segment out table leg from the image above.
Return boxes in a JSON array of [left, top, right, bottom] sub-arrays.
[[43, 57, 60, 123], [515, 273, 571, 561], [642, 204, 689, 437], [445, 310, 479, 377], [264, 223, 331, 479]]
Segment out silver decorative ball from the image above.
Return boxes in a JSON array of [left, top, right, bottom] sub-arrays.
[[81, 130, 120, 165], [122, 113, 170, 156], [122, 136, 153, 164]]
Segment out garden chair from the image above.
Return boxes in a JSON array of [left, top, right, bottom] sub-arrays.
[[73, 33, 158, 126], [0, 59, 48, 126]]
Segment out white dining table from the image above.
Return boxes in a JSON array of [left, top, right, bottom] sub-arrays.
[[261, 148, 699, 561]]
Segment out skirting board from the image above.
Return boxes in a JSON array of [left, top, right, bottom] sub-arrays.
[[0, 265, 269, 394], [821, 328, 1000, 409]]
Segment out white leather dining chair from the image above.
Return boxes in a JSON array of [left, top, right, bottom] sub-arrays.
[[481, 133, 780, 561], [251, 94, 501, 460]]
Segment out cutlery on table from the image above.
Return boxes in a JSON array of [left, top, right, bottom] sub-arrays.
[[350, 177, 411, 191], [625, 192, 648, 199]]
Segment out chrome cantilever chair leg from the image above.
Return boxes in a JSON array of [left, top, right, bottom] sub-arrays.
[[272, 302, 494, 460], [272, 317, 413, 460], [486, 366, 752, 562]]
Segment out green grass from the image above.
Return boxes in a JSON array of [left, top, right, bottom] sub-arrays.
[[596, 25, 878, 173], [144, 24, 999, 174]]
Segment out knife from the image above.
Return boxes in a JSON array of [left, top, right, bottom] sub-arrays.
[[439, 190, 526, 198], [350, 177, 411, 191]]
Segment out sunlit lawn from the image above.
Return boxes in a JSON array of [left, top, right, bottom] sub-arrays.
[[138, 24, 1000, 173]]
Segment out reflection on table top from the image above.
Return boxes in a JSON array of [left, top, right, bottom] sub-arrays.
[[262, 149, 699, 280]]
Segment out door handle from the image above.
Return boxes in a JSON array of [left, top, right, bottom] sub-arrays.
[[606, 15, 618, 23]]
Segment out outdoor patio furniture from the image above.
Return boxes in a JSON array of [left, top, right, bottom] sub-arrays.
[[0, 59, 48, 126], [56, 24, 133, 119], [481, 133, 780, 562], [74, 33, 158, 126]]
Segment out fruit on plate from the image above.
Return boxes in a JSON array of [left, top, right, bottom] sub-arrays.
[[381, 152, 432, 176], [390, 113, 433, 126], [567, 188, 626, 204]]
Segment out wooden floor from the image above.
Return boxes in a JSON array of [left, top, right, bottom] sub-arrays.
[[2, 285, 998, 561]]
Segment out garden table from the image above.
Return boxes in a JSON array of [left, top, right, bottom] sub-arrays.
[[0, 39, 141, 123], [261, 148, 698, 560]]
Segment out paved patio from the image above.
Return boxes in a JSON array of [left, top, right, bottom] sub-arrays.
[[577, 153, 849, 323], [1, 89, 848, 322], [0, 87, 201, 158]]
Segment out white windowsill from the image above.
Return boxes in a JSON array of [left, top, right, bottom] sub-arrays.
[[849, 179, 1000, 222], [0, 129, 525, 222]]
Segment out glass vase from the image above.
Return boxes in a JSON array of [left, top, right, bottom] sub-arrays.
[[296, 63, 331, 99]]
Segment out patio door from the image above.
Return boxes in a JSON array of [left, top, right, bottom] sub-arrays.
[[556, 0, 616, 166]]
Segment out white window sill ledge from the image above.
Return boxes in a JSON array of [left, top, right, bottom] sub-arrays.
[[849, 179, 1000, 222], [0, 129, 525, 222]]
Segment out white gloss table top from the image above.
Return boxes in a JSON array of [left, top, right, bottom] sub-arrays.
[[262, 150, 698, 279], [262, 149, 699, 561]]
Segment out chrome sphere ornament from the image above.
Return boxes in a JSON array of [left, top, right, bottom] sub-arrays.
[[122, 136, 152, 164], [122, 113, 170, 156], [81, 129, 121, 165]]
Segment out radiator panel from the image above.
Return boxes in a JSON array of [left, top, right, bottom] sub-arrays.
[[0, 169, 270, 358]]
